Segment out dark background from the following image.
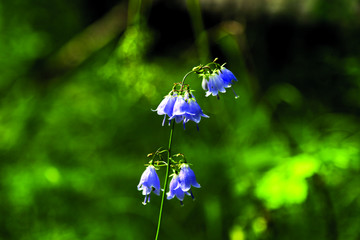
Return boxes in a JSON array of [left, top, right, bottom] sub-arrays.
[[1, 0, 360, 239]]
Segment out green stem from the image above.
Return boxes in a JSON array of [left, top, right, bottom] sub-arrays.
[[155, 68, 195, 239], [155, 120, 175, 240], [179, 70, 195, 92]]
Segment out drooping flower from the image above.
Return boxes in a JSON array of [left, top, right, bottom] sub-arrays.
[[183, 93, 209, 125], [178, 164, 200, 199], [170, 92, 209, 129], [137, 165, 161, 205], [202, 73, 226, 97], [166, 174, 189, 205], [170, 94, 190, 124], [218, 67, 237, 87], [202, 67, 238, 98], [154, 93, 177, 126]]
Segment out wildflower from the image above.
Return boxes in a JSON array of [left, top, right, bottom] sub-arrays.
[[218, 67, 237, 87], [178, 164, 200, 199], [137, 165, 161, 205], [202, 73, 226, 97], [183, 93, 209, 125], [202, 67, 238, 98], [167, 174, 189, 205], [170, 92, 209, 129], [154, 93, 177, 126], [170, 94, 190, 124]]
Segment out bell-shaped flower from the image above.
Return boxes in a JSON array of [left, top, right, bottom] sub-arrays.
[[185, 94, 209, 122], [170, 92, 209, 129], [166, 174, 190, 205], [178, 163, 201, 192], [202, 67, 238, 98], [137, 165, 161, 205], [202, 73, 226, 97], [154, 93, 177, 126], [218, 67, 237, 87], [170, 94, 190, 124]]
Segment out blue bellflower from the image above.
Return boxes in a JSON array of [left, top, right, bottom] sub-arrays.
[[183, 94, 209, 126], [155, 91, 209, 128], [154, 93, 177, 126], [137, 165, 161, 205], [202, 67, 238, 98], [170, 92, 209, 129], [178, 164, 201, 199], [166, 174, 190, 205], [170, 94, 189, 124], [202, 73, 226, 97], [218, 67, 237, 87]]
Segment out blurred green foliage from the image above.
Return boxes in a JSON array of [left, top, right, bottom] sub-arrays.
[[1, 0, 360, 239]]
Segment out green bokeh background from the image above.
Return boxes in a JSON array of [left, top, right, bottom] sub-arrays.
[[1, 0, 360, 239]]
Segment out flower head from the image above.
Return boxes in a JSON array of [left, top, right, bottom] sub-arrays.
[[137, 165, 161, 205], [155, 90, 209, 128], [218, 67, 237, 87], [202, 73, 226, 97], [171, 94, 189, 124], [170, 92, 209, 129], [154, 93, 177, 126], [202, 67, 238, 98], [183, 93, 209, 125], [178, 164, 201, 192], [166, 174, 190, 205]]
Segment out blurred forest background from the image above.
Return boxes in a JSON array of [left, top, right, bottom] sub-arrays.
[[1, 0, 360, 239]]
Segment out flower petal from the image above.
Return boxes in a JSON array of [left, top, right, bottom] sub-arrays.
[[167, 175, 186, 201], [207, 75, 218, 96], [179, 164, 201, 192], [220, 67, 237, 86], [212, 74, 226, 93], [154, 95, 171, 115], [202, 78, 209, 91], [147, 166, 161, 191], [137, 165, 160, 196], [163, 94, 177, 117]]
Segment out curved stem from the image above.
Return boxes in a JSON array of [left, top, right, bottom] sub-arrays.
[[179, 70, 195, 92], [155, 120, 176, 240], [182, 70, 194, 84]]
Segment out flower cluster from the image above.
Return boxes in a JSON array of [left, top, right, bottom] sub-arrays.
[[154, 89, 209, 129], [138, 157, 200, 205], [167, 164, 201, 205], [138, 59, 238, 208], [154, 60, 238, 128], [201, 66, 238, 98]]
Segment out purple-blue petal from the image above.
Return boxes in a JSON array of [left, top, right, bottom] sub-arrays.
[[172, 96, 188, 116], [167, 175, 186, 201], [207, 75, 218, 96], [179, 164, 201, 192], [212, 74, 226, 93], [154, 95, 171, 115], [219, 67, 237, 87], [154, 94, 177, 120], [184, 99, 209, 124], [203, 68, 237, 97], [137, 165, 161, 196], [174, 115, 184, 123], [163, 95, 177, 117]]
